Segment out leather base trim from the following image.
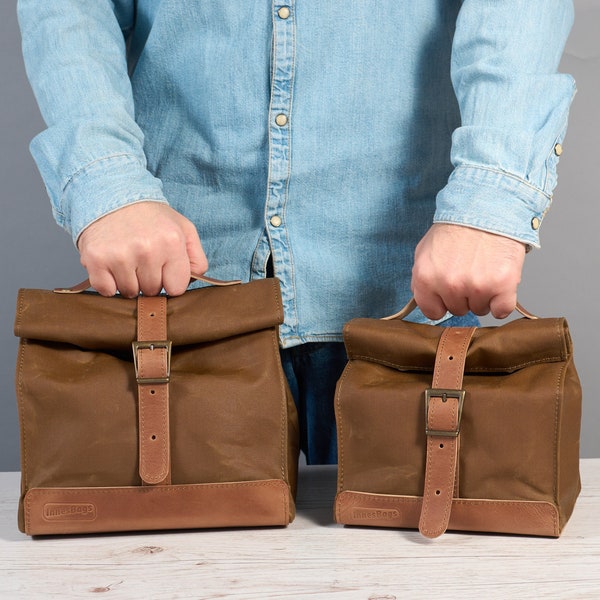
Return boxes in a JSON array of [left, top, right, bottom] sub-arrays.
[[24, 479, 293, 535], [335, 490, 560, 537]]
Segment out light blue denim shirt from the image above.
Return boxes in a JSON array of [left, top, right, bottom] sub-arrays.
[[18, 1, 575, 348]]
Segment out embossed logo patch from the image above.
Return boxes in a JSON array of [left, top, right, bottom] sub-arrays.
[[43, 503, 97, 521], [352, 507, 399, 520]]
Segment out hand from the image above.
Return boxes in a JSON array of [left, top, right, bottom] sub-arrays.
[[77, 202, 208, 297], [411, 223, 526, 320]]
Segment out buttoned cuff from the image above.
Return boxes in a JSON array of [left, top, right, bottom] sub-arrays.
[[56, 154, 168, 244], [434, 165, 552, 249]]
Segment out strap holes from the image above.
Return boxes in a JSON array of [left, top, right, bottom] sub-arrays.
[[439, 443, 444, 449], [149, 312, 156, 317], [448, 355, 454, 361], [435, 490, 441, 495], [150, 389, 156, 395], [151, 434, 157, 441]]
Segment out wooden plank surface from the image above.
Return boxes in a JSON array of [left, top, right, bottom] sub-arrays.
[[0, 460, 598, 599]]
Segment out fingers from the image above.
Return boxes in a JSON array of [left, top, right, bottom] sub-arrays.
[[135, 262, 165, 297], [82, 239, 164, 298], [489, 291, 518, 320], [85, 268, 118, 298], [81, 228, 168, 298], [412, 285, 479, 320], [413, 283, 516, 320], [411, 224, 526, 321], [412, 290, 450, 321], [161, 255, 191, 297], [161, 216, 209, 295], [414, 287, 510, 320], [183, 220, 209, 278], [78, 202, 209, 298]]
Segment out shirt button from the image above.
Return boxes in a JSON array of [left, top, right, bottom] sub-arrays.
[[554, 143, 563, 156], [270, 215, 282, 227], [531, 217, 541, 230], [275, 113, 288, 127], [277, 6, 291, 19]]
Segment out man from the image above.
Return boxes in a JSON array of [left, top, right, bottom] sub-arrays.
[[18, 1, 575, 463]]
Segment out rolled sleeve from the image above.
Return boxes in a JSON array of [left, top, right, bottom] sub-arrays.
[[58, 154, 167, 244], [435, 165, 552, 248], [18, 0, 166, 244], [439, 0, 576, 246]]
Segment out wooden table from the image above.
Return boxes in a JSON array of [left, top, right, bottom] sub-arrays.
[[1, 460, 599, 599]]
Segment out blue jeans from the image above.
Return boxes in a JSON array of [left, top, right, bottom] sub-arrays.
[[280, 313, 480, 465]]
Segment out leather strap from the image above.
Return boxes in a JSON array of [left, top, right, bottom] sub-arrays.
[[335, 491, 561, 537], [134, 296, 171, 485], [418, 326, 476, 538], [381, 298, 538, 321], [24, 480, 293, 535], [54, 274, 241, 294]]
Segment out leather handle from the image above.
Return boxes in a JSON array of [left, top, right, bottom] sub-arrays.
[[53, 274, 242, 294], [381, 298, 538, 321]]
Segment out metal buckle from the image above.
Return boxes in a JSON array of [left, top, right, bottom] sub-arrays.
[[424, 388, 466, 437], [132, 340, 172, 384]]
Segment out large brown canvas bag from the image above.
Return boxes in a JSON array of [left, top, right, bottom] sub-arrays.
[[14, 277, 298, 535], [334, 300, 582, 538]]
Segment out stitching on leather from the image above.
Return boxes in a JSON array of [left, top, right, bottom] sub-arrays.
[[140, 393, 147, 480], [27, 480, 289, 496], [422, 328, 474, 536], [17, 342, 28, 490], [267, 278, 290, 483], [14, 290, 24, 337], [420, 331, 446, 534], [441, 438, 457, 535], [349, 318, 567, 373], [25, 480, 291, 531], [553, 361, 567, 511], [338, 491, 559, 535], [271, 326, 288, 483], [159, 299, 168, 481], [25, 487, 31, 533], [442, 329, 473, 532], [136, 297, 170, 484], [420, 433, 435, 532], [351, 353, 565, 372], [336, 493, 560, 535], [556, 317, 568, 360], [280, 475, 289, 523], [341, 491, 559, 510], [270, 277, 284, 325], [455, 328, 475, 388], [422, 329, 451, 536], [335, 364, 353, 492], [343, 322, 355, 359], [15, 294, 29, 491], [432, 330, 447, 388], [552, 318, 565, 513]]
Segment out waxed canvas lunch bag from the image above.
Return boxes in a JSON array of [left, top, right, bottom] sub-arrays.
[[14, 276, 299, 535], [334, 299, 582, 538]]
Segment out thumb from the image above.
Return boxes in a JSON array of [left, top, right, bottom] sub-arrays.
[[182, 220, 208, 276]]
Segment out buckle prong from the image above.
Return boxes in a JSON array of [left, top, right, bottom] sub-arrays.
[[424, 388, 466, 437], [132, 340, 172, 384]]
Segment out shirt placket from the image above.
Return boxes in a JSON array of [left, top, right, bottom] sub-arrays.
[[252, 2, 299, 345]]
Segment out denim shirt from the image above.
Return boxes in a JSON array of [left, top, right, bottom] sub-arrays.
[[18, 1, 575, 348]]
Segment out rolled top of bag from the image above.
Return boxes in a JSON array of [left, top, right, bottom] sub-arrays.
[[14, 278, 284, 350], [342, 317, 573, 374]]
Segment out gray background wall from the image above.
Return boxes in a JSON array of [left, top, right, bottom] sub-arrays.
[[1, 1, 598, 470]]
